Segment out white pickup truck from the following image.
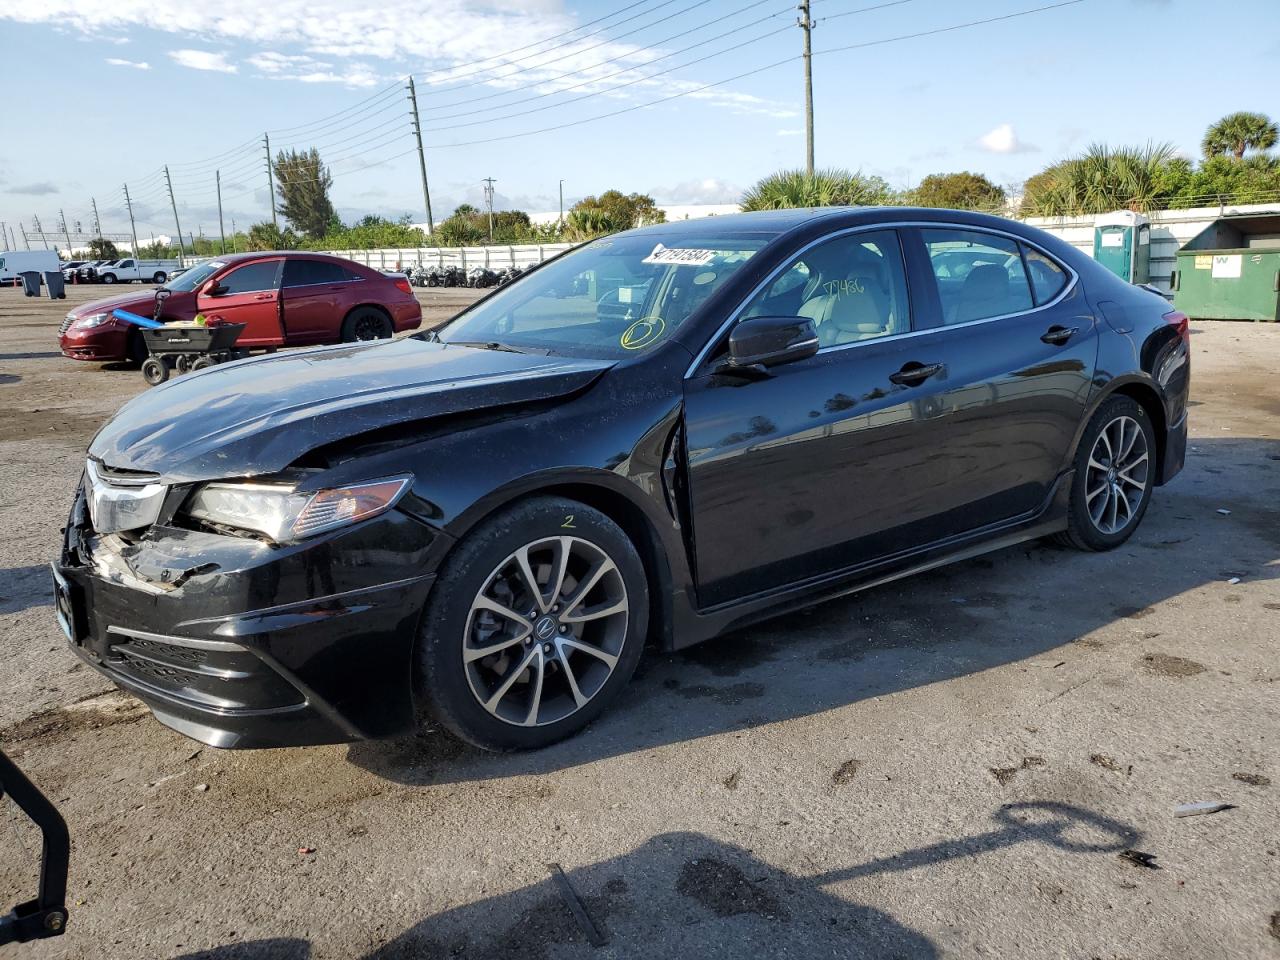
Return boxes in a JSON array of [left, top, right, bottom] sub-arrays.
[[96, 258, 181, 285]]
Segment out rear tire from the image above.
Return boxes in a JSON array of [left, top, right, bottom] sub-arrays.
[[152, 272, 167, 284], [418, 497, 649, 751], [341, 307, 393, 342], [1056, 395, 1156, 551], [141, 357, 169, 386]]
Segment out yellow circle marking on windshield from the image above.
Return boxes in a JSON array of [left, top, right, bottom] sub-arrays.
[[620, 316, 666, 350]]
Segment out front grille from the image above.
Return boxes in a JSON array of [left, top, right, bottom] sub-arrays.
[[85, 460, 167, 534], [116, 650, 197, 685], [60, 315, 75, 335], [124, 636, 209, 666]]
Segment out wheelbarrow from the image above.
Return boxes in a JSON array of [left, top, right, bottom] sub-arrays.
[[128, 315, 248, 386]]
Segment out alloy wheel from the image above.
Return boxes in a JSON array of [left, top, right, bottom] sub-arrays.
[[1085, 414, 1149, 535], [463, 536, 629, 727], [354, 315, 384, 340]]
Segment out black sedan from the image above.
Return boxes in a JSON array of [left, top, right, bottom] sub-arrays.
[[54, 208, 1189, 751]]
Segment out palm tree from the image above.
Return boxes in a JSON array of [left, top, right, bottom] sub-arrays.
[[1020, 143, 1178, 216], [1202, 112, 1278, 160], [740, 169, 898, 211]]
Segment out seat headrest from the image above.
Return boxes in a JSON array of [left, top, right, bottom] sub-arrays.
[[962, 264, 1008, 299]]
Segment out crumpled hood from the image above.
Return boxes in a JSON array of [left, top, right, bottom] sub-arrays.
[[89, 337, 613, 482]]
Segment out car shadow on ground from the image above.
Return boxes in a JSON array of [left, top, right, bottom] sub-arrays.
[[348, 435, 1280, 787], [168, 802, 1139, 959], [0, 563, 54, 616]]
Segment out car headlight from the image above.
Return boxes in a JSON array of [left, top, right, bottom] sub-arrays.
[[75, 312, 112, 329], [185, 476, 411, 542]]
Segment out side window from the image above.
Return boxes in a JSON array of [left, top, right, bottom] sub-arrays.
[[742, 230, 911, 348], [923, 229, 1034, 324], [1022, 245, 1068, 305], [219, 261, 279, 295], [283, 260, 348, 287]]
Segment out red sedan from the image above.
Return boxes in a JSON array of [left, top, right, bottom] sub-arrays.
[[59, 252, 422, 363]]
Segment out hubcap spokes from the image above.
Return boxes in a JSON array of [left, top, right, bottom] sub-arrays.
[[1085, 415, 1149, 535], [464, 536, 628, 727]]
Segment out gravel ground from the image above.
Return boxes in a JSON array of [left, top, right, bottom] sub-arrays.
[[1, 283, 1278, 960]]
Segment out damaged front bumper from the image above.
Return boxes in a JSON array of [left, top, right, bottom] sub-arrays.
[[54, 481, 443, 749]]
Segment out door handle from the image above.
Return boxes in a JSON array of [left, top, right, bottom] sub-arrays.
[[253, 293, 274, 301], [888, 362, 944, 386], [1041, 325, 1078, 345]]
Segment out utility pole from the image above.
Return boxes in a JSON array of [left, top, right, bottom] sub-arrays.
[[90, 196, 102, 245], [482, 177, 496, 241], [264, 134, 278, 229], [59, 209, 72, 258], [231, 218, 238, 253], [123, 184, 140, 256], [19, 222, 30, 250], [0, 222, 7, 251], [798, 0, 815, 176], [559, 179, 565, 227], [164, 165, 186, 266], [33, 215, 48, 250], [216, 170, 227, 255], [406, 76, 435, 235]]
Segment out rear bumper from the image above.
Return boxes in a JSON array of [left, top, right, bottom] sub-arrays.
[[55, 485, 443, 748], [392, 299, 424, 332]]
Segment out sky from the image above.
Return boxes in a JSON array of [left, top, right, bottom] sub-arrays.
[[0, 0, 1277, 245]]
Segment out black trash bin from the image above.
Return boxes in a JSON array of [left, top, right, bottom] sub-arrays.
[[42, 271, 66, 300], [19, 271, 41, 297]]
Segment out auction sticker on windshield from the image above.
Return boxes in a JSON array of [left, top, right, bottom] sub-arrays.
[[642, 243, 718, 267]]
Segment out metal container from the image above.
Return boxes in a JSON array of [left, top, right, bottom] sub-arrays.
[[1172, 214, 1280, 322]]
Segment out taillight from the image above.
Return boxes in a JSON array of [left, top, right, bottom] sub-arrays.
[[1163, 310, 1189, 345], [394, 278, 412, 295]]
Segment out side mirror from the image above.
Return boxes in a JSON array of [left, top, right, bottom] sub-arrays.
[[724, 316, 819, 373], [201, 280, 226, 297]]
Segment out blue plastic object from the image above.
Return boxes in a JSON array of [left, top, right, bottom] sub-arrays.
[[111, 309, 165, 329]]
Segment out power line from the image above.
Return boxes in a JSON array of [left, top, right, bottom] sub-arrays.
[[428, 0, 1084, 149], [417, 0, 716, 97], [423, 19, 793, 133], [418, 0, 787, 118]]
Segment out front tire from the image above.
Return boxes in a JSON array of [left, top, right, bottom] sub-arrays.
[[1058, 395, 1156, 551], [418, 497, 649, 751]]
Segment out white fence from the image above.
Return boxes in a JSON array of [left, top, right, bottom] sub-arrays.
[[324, 243, 575, 272], [1025, 201, 1280, 292]]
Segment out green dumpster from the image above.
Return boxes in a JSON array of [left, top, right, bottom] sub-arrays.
[[1172, 214, 1280, 322]]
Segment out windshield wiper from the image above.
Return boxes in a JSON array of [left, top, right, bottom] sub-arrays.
[[446, 340, 527, 354]]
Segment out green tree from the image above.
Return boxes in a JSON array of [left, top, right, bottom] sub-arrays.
[[910, 172, 1006, 210], [1202, 111, 1279, 160], [87, 237, 119, 259], [740, 168, 898, 211], [1019, 143, 1179, 216], [273, 147, 336, 237], [570, 190, 665, 230], [246, 220, 299, 251]]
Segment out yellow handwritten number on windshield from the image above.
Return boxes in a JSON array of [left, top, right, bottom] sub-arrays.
[[620, 316, 666, 350]]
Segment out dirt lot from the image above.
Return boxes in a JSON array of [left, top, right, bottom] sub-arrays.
[[1, 283, 1278, 960]]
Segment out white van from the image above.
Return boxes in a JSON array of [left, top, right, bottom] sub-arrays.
[[0, 250, 60, 285]]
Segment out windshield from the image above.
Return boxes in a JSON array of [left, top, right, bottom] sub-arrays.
[[436, 234, 767, 359], [163, 260, 223, 292]]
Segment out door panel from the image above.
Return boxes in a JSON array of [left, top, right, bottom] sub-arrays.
[[282, 259, 354, 344], [197, 259, 283, 347]]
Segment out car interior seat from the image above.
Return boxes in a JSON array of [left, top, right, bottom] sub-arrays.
[[798, 250, 895, 347], [953, 264, 1010, 323]]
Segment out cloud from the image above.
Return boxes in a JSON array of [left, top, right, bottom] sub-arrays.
[[650, 178, 742, 205], [978, 123, 1037, 155], [6, 182, 60, 196], [0, 2, 788, 114], [169, 49, 237, 73], [105, 57, 150, 69]]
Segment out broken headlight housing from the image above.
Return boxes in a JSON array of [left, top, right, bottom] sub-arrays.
[[185, 476, 411, 542]]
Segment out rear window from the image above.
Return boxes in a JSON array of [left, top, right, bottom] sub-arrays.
[[284, 259, 353, 287], [1023, 246, 1068, 304]]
